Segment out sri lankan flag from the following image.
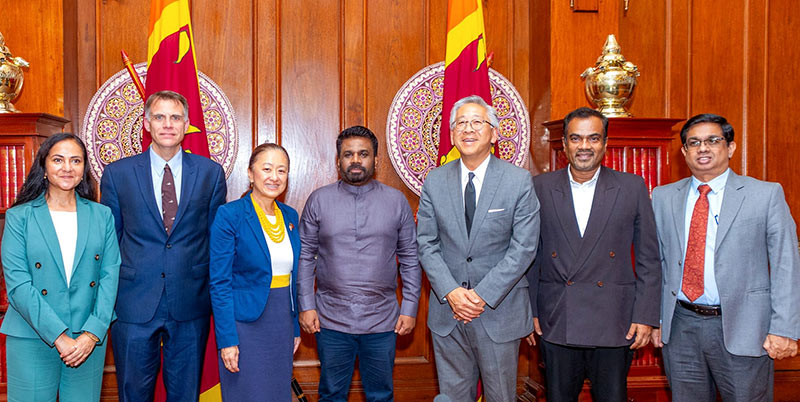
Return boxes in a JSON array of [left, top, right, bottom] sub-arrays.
[[143, 0, 210, 157], [438, 0, 492, 166]]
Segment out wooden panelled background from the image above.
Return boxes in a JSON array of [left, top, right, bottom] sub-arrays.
[[2, 0, 800, 400]]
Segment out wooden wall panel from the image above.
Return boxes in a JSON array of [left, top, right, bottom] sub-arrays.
[[549, 0, 620, 119], [618, 0, 667, 119], [279, 1, 341, 214], [689, 2, 745, 174], [765, 0, 800, 219], [365, 0, 427, 214], [0, 1, 64, 118], [192, 0, 255, 201]]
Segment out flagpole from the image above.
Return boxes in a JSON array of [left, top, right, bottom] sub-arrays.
[[120, 50, 146, 100]]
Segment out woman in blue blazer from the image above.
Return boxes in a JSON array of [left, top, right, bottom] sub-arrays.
[[209, 143, 301, 401], [1, 133, 121, 402]]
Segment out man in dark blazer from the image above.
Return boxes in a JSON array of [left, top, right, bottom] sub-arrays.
[[418, 95, 540, 401], [527, 107, 661, 402], [101, 90, 227, 402], [651, 114, 800, 401]]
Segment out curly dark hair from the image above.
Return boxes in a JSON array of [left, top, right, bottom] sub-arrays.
[[12, 133, 97, 207]]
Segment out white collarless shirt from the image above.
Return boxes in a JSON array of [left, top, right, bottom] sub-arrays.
[[49, 210, 78, 287]]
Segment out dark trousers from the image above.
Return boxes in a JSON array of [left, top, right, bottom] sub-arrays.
[[663, 302, 773, 402], [111, 291, 209, 402], [315, 328, 397, 402], [541, 340, 634, 402]]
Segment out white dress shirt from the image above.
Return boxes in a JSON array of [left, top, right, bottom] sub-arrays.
[[568, 166, 601, 237], [460, 154, 491, 205], [679, 168, 729, 306]]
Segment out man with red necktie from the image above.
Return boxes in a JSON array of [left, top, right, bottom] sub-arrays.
[[651, 113, 800, 401]]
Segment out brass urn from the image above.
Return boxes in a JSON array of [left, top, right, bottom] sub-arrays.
[[580, 34, 639, 117], [0, 32, 30, 113]]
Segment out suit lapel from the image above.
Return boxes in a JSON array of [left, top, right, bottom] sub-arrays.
[[551, 169, 581, 258], [573, 167, 619, 272], [134, 151, 164, 229], [171, 152, 197, 235], [447, 162, 470, 246], [244, 195, 271, 261], [30, 196, 67, 284], [71, 196, 90, 278], [670, 178, 691, 256], [468, 157, 502, 252], [715, 172, 745, 249]]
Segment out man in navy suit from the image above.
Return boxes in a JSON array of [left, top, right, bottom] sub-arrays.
[[101, 90, 227, 402]]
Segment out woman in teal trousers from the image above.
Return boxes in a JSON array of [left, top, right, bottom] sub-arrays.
[[1, 133, 121, 402]]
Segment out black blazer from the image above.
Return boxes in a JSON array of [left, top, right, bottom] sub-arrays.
[[527, 166, 661, 347]]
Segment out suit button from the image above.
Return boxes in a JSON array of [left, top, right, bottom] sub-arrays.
[[566, 280, 574, 286], [90, 281, 96, 287], [597, 281, 604, 287], [41, 289, 48, 295], [609, 251, 616, 258], [166, 244, 172, 249], [551, 251, 557, 258], [95, 254, 100, 260], [35, 262, 42, 269], [466, 257, 473, 263], [161, 273, 166, 278], [462, 282, 468, 287]]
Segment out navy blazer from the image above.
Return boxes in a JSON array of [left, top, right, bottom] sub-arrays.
[[100, 150, 227, 323], [208, 194, 301, 349]]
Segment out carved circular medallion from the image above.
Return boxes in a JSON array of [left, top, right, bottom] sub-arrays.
[[385, 62, 530, 196], [81, 62, 239, 182]]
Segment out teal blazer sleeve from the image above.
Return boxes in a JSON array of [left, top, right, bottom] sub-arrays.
[[0, 194, 121, 346]]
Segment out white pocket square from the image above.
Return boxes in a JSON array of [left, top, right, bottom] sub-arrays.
[[488, 208, 505, 213]]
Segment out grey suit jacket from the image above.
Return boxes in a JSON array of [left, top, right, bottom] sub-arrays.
[[527, 166, 661, 347], [417, 155, 540, 343], [652, 170, 800, 356]]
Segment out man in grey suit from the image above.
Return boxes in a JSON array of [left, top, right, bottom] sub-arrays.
[[651, 113, 800, 401], [418, 95, 540, 401], [527, 107, 661, 402]]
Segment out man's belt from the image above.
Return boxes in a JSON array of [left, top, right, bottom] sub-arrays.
[[678, 300, 721, 316]]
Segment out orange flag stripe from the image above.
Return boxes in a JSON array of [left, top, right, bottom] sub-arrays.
[[148, 0, 181, 32], [444, 3, 486, 69], [446, 0, 479, 31]]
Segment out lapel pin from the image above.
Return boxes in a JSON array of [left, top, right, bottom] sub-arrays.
[[289, 223, 294, 231]]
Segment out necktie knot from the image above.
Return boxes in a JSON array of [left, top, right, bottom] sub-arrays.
[[468, 172, 475, 183], [698, 184, 711, 196]]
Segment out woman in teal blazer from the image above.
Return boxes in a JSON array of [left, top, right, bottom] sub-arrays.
[[209, 143, 301, 401], [1, 133, 120, 402]]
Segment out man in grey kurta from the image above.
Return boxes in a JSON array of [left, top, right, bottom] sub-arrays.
[[297, 125, 421, 402]]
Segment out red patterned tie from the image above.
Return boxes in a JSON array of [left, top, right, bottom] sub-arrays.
[[682, 184, 711, 302]]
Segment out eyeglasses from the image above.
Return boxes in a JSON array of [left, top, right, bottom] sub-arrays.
[[685, 136, 726, 149], [454, 119, 493, 132]]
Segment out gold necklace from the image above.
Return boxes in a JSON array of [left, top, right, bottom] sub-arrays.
[[251, 194, 286, 243]]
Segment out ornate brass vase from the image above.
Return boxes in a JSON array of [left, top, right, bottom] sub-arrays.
[[580, 34, 639, 117], [0, 32, 30, 113]]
